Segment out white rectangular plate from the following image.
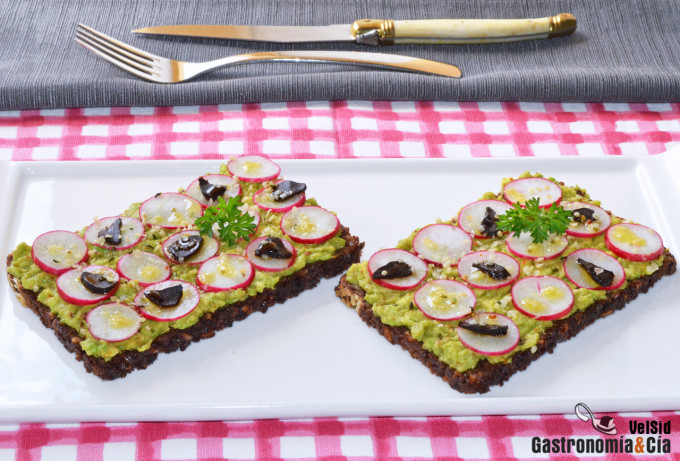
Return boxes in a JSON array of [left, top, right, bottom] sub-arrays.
[[2, 154, 680, 423]]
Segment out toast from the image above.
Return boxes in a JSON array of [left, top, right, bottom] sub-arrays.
[[6, 156, 363, 380], [335, 173, 676, 394]]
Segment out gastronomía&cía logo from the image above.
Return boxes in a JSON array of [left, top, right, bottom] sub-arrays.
[[531, 403, 672, 455]]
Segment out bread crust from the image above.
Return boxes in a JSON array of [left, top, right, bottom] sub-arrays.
[[7, 226, 363, 380], [335, 251, 676, 394]]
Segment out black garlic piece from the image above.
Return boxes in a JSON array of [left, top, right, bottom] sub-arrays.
[[97, 218, 123, 246], [372, 260, 412, 280], [459, 319, 508, 337], [255, 237, 292, 259], [577, 258, 614, 287], [472, 261, 511, 280], [198, 177, 227, 202], [168, 234, 203, 262], [145, 284, 183, 308], [480, 207, 499, 237], [571, 207, 596, 223], [81, 271, 117, 294], [271, 180, 306, 202]]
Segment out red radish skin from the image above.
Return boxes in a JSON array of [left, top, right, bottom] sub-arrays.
[[457, 312, 520, 356], [457, 200, 514, 239], [197, 254, 255, 292], [253, 185, 306, 213], [57, 265, 120, 306], [413, 280, 476, 321], [162, 230, 219, 265], [505, 232, 568, 261], [280, 206, 340, 244], [511, 276, 574, 321], [245, 237, 297, 272], [139, 193, 203, 229], [457, 250, 520, 290], [412, 224, 473, 267], [135, 280, 200, 321], [562, 202, 611, 238], [367, 248, 428, 291], [502, 177, 562, 208], [227, 155, 281, 183], [186, 174, 241, 207], [605, 223, 664, 262], [116, 252, 171, 287], [563, 248, 626, 291], [31, 230, 89, 275], [84, 216, 145, 251], [86, 302, 142, 343]]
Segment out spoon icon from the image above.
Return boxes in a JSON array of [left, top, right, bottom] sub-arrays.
[[575, 403, 617, 435]]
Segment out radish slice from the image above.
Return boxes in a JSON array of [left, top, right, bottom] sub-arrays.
[[564, 248, 625, 291], [245, 237, 297, 272], [253, 184, 306, 213], [186, 174, 241, 207], [139, 192, 203, 229], [368, 249, 428, 291], [86, 302, 142, 342], [280, 206, 340, 244], [117, 251, 171, 287], [457, 200, 514, 239], [503, 177, 562, 208], [32, 230, 89, 275], [412, 224, 473, 266], [457, 312, 520, 356], [57, 265, 119, 306], [506, 232, 568, 260], [414, 280, 476, 321], [227, 155, 281, 183], [457, 251, 520, 289], [605, 223, 664, 262], [511, 276, 574, 321], [162, 230, 219, 265], [135, 280, 200, 321], [197, 254, 255, 292], [84, 216, 145, 250], [562, 202, 611, 237]]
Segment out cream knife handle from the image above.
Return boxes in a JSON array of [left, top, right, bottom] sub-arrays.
[[351, 14, 576, 45]]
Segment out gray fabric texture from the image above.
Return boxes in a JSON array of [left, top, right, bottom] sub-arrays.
[[1, 0, 679, 110]]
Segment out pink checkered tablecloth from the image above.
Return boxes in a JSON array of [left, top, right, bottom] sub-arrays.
[[1, 101, 680, 461], [1, 101, 679, 161]]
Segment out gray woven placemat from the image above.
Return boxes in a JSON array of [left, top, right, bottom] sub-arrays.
[[1, 0, 679, 110]]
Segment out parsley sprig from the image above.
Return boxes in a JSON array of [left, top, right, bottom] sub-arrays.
[[194, 195, 256, 247], [496, 197, 572, 243]]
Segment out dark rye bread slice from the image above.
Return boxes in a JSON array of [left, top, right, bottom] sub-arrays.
[[335, 251, 676, 394], [7, 226, 363, 380]]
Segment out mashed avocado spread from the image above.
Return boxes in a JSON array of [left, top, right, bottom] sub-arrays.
[[7, 165, 345, 360], [345, 172, 664, 373]]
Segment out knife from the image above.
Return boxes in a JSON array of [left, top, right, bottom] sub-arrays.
[[133, 14, 576, 47]]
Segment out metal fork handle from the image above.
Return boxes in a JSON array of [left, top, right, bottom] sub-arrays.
[[182, 50, 461, 80]]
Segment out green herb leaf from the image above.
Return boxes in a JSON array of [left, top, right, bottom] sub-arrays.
[[496, 197, 572, 243], [194, 195, 256, 247]]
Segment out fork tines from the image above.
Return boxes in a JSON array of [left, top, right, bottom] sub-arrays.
[[75, 24, 160, 81]]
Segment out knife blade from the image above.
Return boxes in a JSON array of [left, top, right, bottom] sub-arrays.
[[133, 14, 576, 47]]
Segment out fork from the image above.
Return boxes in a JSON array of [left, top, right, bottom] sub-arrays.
[[75, 24, 461, 83]]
